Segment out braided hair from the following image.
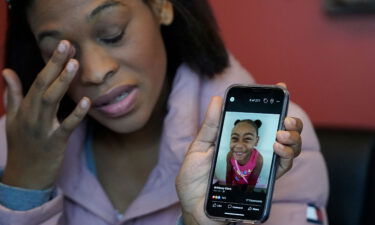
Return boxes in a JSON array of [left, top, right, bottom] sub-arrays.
[[234, 119, 262, 135]]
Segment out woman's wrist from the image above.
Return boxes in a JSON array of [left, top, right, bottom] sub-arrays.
[[181, 210, 199, 225], [0, 170, 55, 210], [2, 162, 56, 190]]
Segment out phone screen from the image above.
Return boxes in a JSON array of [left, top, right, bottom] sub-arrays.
[[205, 85, 288, 222]]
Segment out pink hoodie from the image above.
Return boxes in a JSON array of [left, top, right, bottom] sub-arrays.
[[0, 57, 329, 225]]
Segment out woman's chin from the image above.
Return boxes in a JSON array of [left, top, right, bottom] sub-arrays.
[[90, 110, 149, 134], [105, 122, 144, 134]]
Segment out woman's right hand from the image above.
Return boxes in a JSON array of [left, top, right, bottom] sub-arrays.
[[1, 40, 90, 190]]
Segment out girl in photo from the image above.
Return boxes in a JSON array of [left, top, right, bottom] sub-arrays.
[[0, 0, 328, 224], [226, 119, 263, 192]]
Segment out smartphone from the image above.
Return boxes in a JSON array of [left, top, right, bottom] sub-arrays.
[[204, 84, 289, 224]]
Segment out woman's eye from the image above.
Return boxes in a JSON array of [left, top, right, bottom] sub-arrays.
[[100, 30, 124, 44], [231, 137, 238, 142]]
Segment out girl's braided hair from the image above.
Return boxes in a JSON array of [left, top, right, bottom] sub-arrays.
[[234, 119, 262, 135]]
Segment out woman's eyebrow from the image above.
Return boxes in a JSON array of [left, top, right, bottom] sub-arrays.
[[88, 0, 122, 21]]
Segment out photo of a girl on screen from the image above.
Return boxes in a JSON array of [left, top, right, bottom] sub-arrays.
[[226, 119, 263, 192]]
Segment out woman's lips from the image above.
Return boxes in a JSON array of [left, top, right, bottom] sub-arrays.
[[92, 85, 139, 118]]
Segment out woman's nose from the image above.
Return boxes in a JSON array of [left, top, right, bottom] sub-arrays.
[[78, 43, 118, 84]]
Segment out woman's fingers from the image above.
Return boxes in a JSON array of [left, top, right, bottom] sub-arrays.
[[272, 84, 303, 178], [2, 69, 24, 118], [21, 40, 75, 125], [274, 117, 304, 178], [27, 40, 72, 100], [189, 96, 222, 153], [41, 59, 79, 123], [280, 117, 303, 157], [284, 117, 303, 134], [276, 130, 302, 156], [274, 142, 295, 160], [55, 97, 91, 139], [274, 142, 294, 178], [3, 40, 80, 136]]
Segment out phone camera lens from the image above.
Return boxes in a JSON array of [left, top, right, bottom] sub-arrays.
[[263, 98, 268, 104], [230, 97, 235, 102]]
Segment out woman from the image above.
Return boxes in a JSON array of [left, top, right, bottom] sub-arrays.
[[0, 0, 328, 224]]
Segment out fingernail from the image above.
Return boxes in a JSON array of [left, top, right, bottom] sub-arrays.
[[80, 98, 89, 109], [286, 117, 295, 126], [57, 41, 67, 53], [66, 60, 77, 72], [275, 142, 284, 150]]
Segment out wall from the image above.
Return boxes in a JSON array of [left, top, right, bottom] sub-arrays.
[[209, 0, 375, 129]]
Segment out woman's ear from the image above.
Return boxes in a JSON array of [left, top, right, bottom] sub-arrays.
[[149, 0, 174, 26]]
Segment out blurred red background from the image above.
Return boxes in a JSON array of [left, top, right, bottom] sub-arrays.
[[1, 0, 374, 129], [208, 0, 375, 129]]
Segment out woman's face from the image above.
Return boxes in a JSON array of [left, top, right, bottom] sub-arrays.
[[27, 0, 172, 133], [230, 122, 259, 162]]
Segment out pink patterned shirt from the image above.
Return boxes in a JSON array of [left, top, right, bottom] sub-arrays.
[[230, 149, 260, 186]]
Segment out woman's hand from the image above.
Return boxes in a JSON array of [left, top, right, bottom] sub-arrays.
[[274, 82, 302, 178], [274, 117, 302, 179], [1, 40, 90, 190], [176, 93, 303, 225], [176, 96, 224, 225]]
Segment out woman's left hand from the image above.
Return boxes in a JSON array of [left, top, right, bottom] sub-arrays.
[[176, 93, 303, 224]]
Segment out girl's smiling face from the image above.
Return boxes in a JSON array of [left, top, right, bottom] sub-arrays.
[[27, 0, 172, 133], [230, 121, 259, 163]]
